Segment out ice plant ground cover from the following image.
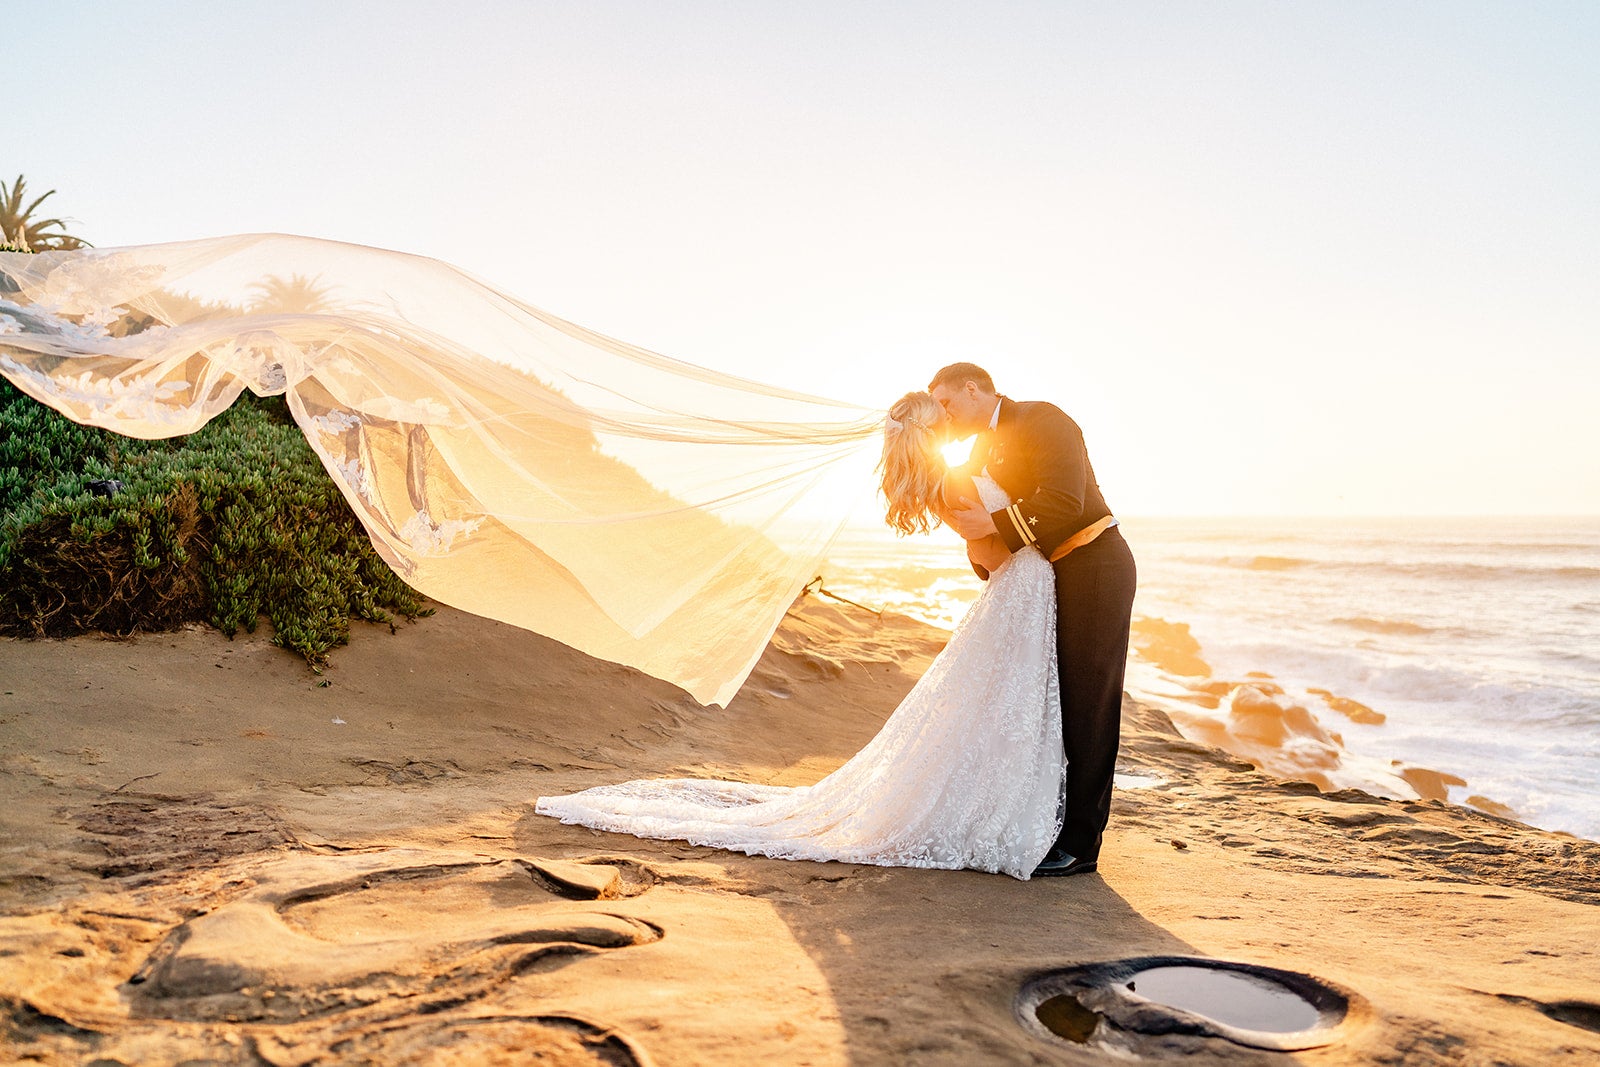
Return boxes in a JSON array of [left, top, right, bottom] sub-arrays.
[[0, 377, 430, 663]]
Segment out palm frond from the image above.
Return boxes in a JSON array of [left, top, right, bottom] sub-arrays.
[[21, 188, 57, 219], [0, 175, 90, 249]]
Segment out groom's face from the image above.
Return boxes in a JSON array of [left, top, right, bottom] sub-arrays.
[[930, 381, 995, 437]]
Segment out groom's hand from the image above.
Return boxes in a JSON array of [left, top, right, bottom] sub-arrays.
[[950, 497, 999, 540]]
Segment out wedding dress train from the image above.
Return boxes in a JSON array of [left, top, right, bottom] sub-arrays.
[[536, 474, 1064, 879]]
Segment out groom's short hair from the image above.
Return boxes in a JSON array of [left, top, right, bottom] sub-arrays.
[[929, 362, 995, 394]]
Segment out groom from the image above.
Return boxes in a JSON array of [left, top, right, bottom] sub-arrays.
[[930, 363, 1137, 877]]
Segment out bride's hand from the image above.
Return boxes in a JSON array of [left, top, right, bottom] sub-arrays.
[[950, 496, 1000, 540], [967, 534, 1011, 573]]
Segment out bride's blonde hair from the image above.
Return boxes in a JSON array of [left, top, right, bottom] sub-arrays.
[[880, 391, 946, 535]]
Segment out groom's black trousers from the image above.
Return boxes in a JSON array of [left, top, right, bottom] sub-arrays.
[[1051, 526, 1137, 860]]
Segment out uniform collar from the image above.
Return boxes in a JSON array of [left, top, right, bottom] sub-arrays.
[[976, 397, 1008, 476]]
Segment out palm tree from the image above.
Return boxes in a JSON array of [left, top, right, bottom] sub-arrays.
[[0, 175, 91, 251]]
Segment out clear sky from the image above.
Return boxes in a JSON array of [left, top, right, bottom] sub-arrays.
[[12, 1, 1599, 515]]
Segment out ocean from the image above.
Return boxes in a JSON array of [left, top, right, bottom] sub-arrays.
[[818, 516, 1600, 843]]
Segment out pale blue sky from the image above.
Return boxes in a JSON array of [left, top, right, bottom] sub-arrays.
[[13, 2, 1599, 514]]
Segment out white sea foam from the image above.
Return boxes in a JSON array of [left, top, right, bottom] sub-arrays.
[[820, 515, 1600, 842]]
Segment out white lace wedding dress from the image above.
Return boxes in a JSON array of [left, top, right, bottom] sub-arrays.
[[536, 474, 1064, 879]]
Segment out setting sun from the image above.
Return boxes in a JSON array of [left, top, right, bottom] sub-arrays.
[[941, 435, 977, 469]]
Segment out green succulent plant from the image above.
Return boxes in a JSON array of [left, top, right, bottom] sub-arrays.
[[0, 379, 431, 664]]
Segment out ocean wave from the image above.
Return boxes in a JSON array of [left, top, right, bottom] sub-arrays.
[[1540, 710, 1600, 733], [1246, 555, 1312, 571], [1541, 647, 1600, 671], [1133, 525, 1600, 556], [1333, 616, 1436, 637], [1280, 660, 1596, 729], [1123, 612, 1599, 840], [1199, 556, 1600, 583]]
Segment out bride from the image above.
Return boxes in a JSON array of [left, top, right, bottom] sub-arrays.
[[536, 390, 1065, 880]]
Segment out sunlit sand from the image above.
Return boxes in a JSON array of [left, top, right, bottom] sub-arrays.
[[2, 602, 1597, 1063]]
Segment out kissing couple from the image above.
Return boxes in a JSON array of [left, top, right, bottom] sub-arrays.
[[539, 362, 1139, 880]]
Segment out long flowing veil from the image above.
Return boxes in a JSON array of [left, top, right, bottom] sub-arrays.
[[0, 235, 886, 705]]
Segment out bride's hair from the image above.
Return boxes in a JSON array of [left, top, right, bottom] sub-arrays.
[[880, 391, 946, 535]]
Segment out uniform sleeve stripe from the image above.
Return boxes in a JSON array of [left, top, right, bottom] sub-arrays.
[[1007, 504, 1036, 545], [1016, 506, 1035, 544]]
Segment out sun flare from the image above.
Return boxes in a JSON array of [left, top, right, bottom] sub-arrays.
[[941, 435, 977, 468]]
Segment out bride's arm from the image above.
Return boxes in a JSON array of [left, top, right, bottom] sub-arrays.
[[966, 533, 1011, 573], [939, 469, 1013, 576]]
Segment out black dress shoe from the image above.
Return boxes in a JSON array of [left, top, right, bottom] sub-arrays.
[[1031, 847, 1099, 878]]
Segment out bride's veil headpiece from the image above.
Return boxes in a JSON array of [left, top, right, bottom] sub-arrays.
[[0, 235, 886, 705]]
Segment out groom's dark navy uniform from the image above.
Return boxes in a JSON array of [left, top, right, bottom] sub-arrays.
[[972, 397, 1136, 866]]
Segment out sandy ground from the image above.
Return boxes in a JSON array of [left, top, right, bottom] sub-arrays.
[[1, 600, 1597, 1065]]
